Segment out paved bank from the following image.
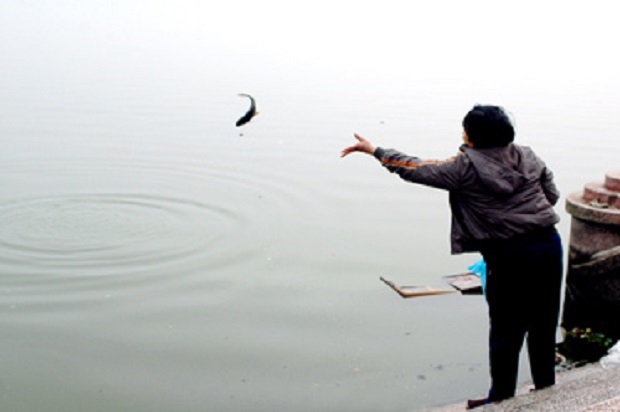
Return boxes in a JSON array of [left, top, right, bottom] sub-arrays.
[[425, 363, 620, 411]]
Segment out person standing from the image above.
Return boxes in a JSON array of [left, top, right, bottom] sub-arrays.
[[341, 105, 563, 408]]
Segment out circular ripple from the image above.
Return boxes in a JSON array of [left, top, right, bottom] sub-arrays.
[[0, 193, 239, 274]]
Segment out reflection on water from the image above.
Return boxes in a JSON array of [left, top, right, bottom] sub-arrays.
[[2, 3, 620, 412]]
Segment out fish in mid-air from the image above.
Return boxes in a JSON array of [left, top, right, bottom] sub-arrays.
[[235, 93, 258, 127]]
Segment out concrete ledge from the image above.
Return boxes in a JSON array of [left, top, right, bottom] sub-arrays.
[[426, 363, 620, 412]]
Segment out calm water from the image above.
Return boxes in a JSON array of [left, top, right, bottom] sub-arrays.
[[2, 3, 620, 412]]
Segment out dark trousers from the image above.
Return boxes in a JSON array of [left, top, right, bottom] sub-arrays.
[[481, 229, 563, 402]]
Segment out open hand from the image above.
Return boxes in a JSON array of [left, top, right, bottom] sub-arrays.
[[340, 134, 376, 158]]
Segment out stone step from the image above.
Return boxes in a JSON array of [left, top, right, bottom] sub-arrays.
[[605, 170, 620, 192], [583, 182, 620, 209]]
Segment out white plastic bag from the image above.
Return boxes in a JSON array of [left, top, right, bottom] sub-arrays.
[[600, 341, 620, 368]]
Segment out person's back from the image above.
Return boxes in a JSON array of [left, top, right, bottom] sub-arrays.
[[447, 143, 560, 252]]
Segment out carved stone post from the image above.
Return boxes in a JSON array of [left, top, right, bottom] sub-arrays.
[[562, 171, 620, 340]]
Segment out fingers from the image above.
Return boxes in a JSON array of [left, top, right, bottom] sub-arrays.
[[340, 146, 356, 157], [341, 133, 371, 158]]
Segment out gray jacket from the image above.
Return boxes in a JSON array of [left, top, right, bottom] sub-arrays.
[[374, 143, 560, 254]]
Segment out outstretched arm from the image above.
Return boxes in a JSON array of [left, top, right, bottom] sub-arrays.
[[340, 133, 377, 157], [342, 133, 463, 191]]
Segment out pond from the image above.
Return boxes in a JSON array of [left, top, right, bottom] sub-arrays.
[[1, 2, 619, 411]]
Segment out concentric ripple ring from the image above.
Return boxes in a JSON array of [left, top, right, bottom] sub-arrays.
[[0, 193, 239, 275]]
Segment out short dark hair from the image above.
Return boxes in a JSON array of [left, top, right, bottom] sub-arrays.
[[462, 105, 514, 148]]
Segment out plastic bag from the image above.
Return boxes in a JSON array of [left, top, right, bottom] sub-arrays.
[[600, 341, 620, 368], [468, 258, 487, 295]]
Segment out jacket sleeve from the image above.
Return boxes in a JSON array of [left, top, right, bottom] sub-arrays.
[[540, 166, 560, 206], [373, 147, 464, 191]]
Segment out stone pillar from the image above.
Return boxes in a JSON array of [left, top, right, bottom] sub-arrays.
[[562, 171, 620, 340]]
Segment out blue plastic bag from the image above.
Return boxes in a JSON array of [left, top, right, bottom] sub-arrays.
[[468, 258, 487, 295]]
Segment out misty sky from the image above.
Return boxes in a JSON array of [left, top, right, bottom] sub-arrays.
[[1, 0, 619, 87]]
